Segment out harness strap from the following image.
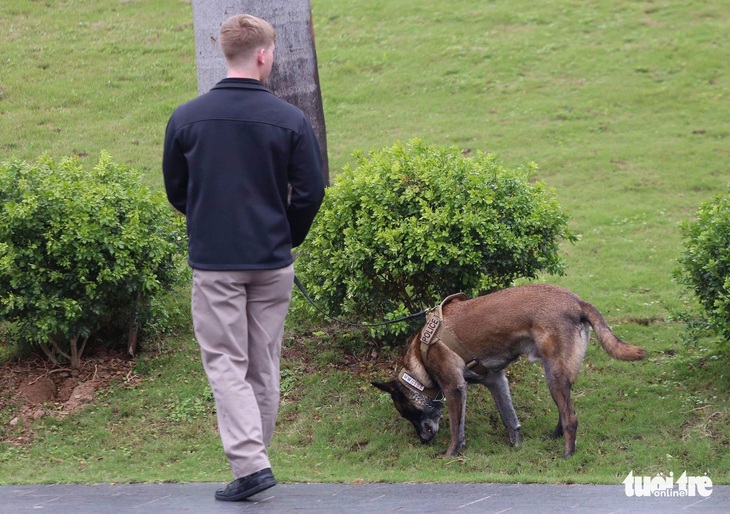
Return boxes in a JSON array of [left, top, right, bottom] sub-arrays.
[[420, 293, 491, 376]]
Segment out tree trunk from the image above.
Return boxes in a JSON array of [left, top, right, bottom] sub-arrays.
[[192, 0, 330, 184]]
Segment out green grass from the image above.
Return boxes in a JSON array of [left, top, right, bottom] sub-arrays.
[[1, 0, 728, 485], [0, 0, 195, 186]]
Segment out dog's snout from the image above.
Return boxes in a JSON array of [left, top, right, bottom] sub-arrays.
[[418, 419, 439, 443]]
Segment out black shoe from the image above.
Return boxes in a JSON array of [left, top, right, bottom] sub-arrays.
[[215, 468, 277, 502]]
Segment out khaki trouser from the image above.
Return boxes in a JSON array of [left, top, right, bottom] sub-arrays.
[[191, 265, 294, 479]]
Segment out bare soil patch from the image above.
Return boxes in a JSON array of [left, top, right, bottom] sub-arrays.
[[0, 348, 137, 445]]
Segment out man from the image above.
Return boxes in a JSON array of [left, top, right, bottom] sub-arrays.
[[162, 14, 325, 502]]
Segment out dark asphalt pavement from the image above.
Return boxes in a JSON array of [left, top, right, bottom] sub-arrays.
[[1, 482, 728, 513]]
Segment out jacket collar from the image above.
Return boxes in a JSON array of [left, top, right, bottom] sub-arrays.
[[212, 78, 271, 92]]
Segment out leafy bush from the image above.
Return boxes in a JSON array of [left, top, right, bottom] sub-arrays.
[[676, 187, 730, 355], [0, 153, 187, 366], [294, 139, 576, 341]]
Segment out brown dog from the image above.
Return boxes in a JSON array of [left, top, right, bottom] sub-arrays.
[[373, 283, 646, 458]]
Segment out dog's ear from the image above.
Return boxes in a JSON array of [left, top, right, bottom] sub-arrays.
[[371, 380, 398, 394]]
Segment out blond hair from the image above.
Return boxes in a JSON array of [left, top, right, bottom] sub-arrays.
[[219, 14, 276, 63]]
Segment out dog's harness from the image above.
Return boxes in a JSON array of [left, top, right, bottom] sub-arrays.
[[397, 292, 490, 402], [420, 293, 491, 376]]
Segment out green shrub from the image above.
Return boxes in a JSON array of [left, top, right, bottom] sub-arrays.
[[676, 186, 730, 355], [0, 153, 187, 366], [294, 139, 576, 341]]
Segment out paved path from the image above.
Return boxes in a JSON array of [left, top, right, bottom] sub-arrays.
[[1, 482, 728, 513]]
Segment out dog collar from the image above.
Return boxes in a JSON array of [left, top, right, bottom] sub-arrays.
[[398, 368, 444, 403]]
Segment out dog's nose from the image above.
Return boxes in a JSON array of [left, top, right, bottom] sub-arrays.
[[419, 423, 437, 443]]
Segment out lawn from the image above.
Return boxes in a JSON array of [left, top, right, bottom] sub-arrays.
[[0, 0, 728, 485]]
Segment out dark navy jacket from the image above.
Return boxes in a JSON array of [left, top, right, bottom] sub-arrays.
[[163, 78, 325, 270]]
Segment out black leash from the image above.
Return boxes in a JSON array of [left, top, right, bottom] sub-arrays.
[[293, 275, 428, 328]]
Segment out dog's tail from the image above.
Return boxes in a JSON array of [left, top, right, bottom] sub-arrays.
[[581, 301, 647, 361]]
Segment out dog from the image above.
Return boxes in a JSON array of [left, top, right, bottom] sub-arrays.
[[372, 283, 646, 458]]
